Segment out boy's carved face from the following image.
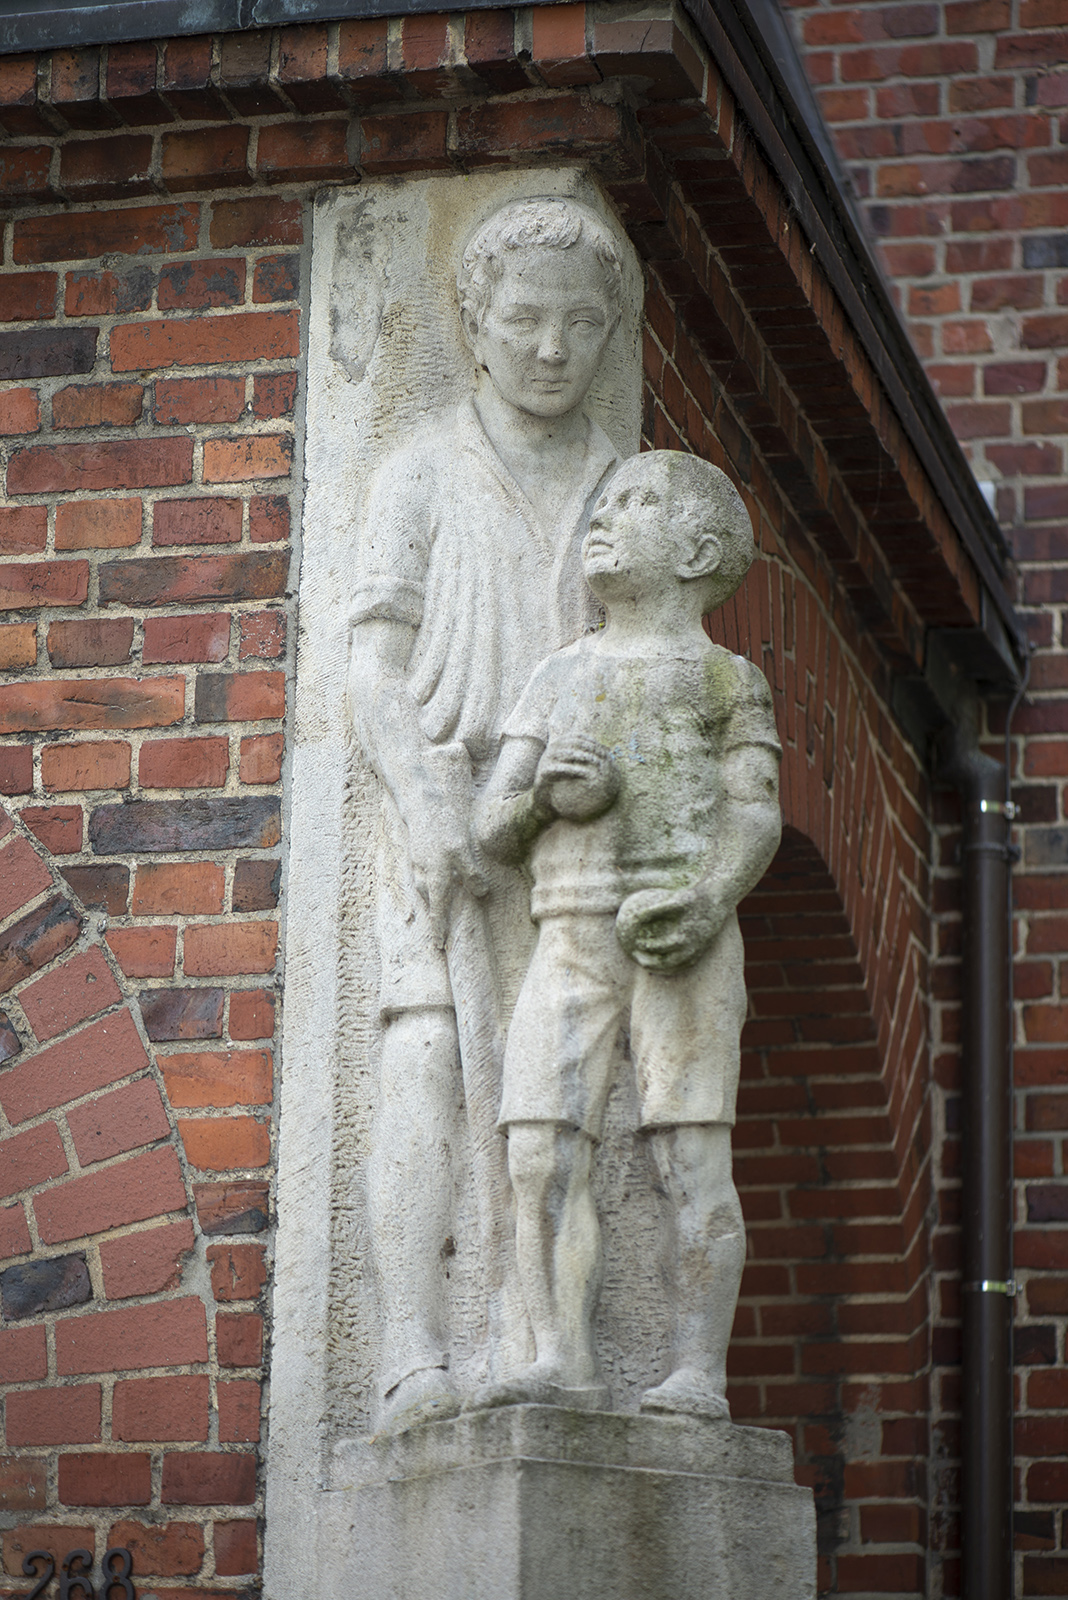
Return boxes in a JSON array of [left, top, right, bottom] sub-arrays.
[[583, 459, 719, 604], [464, 244, 616, 421]]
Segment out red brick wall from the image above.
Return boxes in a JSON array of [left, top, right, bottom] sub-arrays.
[[0, 181, 293, 1592], [779, 5, 1068, 1592], [0, 7, 1035, 1597]]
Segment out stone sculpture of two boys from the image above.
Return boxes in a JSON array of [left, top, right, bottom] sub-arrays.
[[349, 195, 782, 1436]]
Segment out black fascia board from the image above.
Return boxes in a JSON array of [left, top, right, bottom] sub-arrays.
[[0, 0, 1024, 675], [0, 0, 572, 55]]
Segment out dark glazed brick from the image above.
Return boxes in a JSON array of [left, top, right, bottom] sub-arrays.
[[47, 619, 135, 669], [0, 271, 57, 321], [99, 551, 288, 608], [0, 1012, 21, 1064], [90, 798, 280, 855], [1027, 1183, 1068, 1221], [0, 748, 33, 796], [195, 1180, 269, 1235], [0, 898, 83, 995], [233, 859, 280, 912], [1, 1252, 91, 1319], [252, 255, 299, 303], [140, 987, 224, 1042], [61, 864, 129, 916], [0, 1011, 20, 1062], [1022, 234, 1068, 269], [0, 328, 97, 381], [1016, 1325, 1057, 1364]]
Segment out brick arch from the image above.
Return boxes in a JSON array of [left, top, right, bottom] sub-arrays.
[[727, 827, 928, 1599]]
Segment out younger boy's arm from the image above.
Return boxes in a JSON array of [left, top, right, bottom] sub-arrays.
[[475, 736, 547, 864], [616, 741, 781, 970], [478, 735, 621, 864], [617, 658, 782, 971]]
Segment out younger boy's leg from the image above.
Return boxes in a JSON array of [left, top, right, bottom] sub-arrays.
[[640, 1123, 743, 1419], [505, 1121, 605, 1394], [480, 914, 625, 1408]]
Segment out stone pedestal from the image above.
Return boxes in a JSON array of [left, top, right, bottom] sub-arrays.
[[322, 1406, 816, 1600]]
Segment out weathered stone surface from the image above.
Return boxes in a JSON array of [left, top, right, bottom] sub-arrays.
[[1, 1252, 91, 1320], [0, 896, 83, 995], [324, 1408, 816, 1600], [139, 986, 224, 1041], [90, 797, 281, 854]]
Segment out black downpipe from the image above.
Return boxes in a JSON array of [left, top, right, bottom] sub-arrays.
[[957, 751, 1013, 1600], [944, 655, 1027, 1600]]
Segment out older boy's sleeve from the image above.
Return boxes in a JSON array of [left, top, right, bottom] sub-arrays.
[[723, 657, 782, 758], [500, 656, 559, 750], [349, 449, 434, 628]]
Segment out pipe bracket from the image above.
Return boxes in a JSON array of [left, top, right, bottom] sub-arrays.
[[962, 1279, 1018, 1297]]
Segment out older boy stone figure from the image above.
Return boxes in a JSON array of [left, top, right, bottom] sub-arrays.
[[348, 197, 626, 1432], [477, 451, 782, 1419]]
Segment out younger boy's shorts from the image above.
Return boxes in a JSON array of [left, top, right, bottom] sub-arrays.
[[498, 908, 746, 1138]]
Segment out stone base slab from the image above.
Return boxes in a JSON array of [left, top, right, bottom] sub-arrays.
[[323, 1406, 816, 1600]]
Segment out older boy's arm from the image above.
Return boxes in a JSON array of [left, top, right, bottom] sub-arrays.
[[475, 736, 548, 864], [349, 617, 489, 941], [617, 742, 781, 971]]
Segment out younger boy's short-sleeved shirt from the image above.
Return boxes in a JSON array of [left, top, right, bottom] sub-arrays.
[[501, 636, 781, 922]]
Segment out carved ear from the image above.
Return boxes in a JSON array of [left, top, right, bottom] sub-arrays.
[[459, 304, 480, 351], [680, 532, 722, 581]]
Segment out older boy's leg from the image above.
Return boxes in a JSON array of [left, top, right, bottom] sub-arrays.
[[640, 1123, 743, 1420], [369, 1006, 463, 1430]]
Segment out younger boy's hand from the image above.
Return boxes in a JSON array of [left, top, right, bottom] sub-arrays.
[[534, 737, 619, 822], [616, 885, 724, 971]]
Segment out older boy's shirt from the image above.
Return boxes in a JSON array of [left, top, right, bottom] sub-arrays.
[[350, 397, 618, 766], [501, 637, 781, 921]]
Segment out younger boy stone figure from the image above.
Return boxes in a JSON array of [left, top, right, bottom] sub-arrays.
[[477, 451, 782, 1418]]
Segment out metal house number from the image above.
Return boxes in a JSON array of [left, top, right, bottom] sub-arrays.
[[21, 1547, 135, 1599]]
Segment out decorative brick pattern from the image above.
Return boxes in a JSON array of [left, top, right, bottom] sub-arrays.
[[0, 805, 265, 1578], [775, 4, 1068, 1592]]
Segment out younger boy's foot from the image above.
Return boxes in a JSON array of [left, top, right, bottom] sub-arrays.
[[380, 1367, 462, 1434], [468, 1362, 610, 1414], [640, 1366, 731, 1422]]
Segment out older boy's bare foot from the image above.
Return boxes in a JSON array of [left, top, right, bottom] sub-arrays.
[[380, 1367, 461, 1433], [640, 1367, 730, 1421], [468, 1362, 609, 1414]]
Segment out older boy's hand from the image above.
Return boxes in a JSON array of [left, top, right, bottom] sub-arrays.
[[409, 811, 489, 948], [534, 736, 620, 822], [616, 885, 723, 971]]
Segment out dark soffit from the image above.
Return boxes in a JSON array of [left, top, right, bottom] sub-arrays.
[[0, 0, 1025, 675]]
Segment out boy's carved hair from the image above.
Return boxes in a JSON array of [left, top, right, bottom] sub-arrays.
[[458, 196, 624, 330], [616, 451, 755, 607]]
